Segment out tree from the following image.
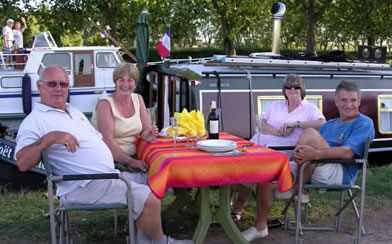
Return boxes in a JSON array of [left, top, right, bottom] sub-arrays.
[[211, 0, 273, 55], [301, 0, 333, 53]]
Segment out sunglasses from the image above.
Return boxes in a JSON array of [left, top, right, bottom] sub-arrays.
[[41, 80, 69, 88], [285, 85, 301, 90]]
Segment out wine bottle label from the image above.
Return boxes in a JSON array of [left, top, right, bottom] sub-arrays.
[[209, 120, 219, 134]]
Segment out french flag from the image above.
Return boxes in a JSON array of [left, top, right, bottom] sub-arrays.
[[99, 31, 108, 40], [156, 26, 170, 58]]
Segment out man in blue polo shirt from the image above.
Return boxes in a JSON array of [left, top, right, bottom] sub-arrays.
[[243, 80, 374, 242], [293, 80, 374, 186]]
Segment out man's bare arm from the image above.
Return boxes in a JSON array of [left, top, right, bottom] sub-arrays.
[[16, 137, 48, 172], [16, 131, 80, 172]]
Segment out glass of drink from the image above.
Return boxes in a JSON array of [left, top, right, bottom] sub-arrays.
[[255, 114, 262, 147], [169, 117, 179, 156], [147, 107, 156, 127]]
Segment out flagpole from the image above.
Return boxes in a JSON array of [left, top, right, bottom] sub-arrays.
[[89, 18, 137, 62]]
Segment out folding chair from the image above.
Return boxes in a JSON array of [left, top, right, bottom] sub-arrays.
[[42, 149, 136, 244], [283, 137, 371, 244]]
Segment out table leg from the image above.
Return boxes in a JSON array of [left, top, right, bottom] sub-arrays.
[[216, 185, 248, 244], [193, 187, 212, 244], [193, 186, 248, 244]]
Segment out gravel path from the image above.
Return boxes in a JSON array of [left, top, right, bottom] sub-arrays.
[[203, 207, 392, 244]]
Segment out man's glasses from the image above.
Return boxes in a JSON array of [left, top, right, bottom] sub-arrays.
[[41, 80, 69, 88], [285, 85, 301, 90]]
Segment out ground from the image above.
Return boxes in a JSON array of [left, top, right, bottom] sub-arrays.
[[203, 206, 392, 244]]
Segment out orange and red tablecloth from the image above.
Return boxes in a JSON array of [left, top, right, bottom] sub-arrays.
[[137, 132, 292, 199]]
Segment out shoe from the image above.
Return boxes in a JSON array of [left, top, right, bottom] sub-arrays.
[[242, 226, 268, 241], [274, 190, 293, 200], [275, 190, 310, 203], [167, 236, 194, 244], [294, 193, 310, 203], [231, 210, 243, 222]]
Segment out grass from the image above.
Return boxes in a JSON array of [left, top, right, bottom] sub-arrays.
[[1, 166, 392, 242]]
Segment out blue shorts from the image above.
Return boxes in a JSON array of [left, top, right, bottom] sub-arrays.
[[4, 47, 11, 54]]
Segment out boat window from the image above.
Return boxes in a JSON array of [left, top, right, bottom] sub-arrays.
[[96, 52, 118, 68], [38, 53, 71, 75], [256, 95, 323, 117], [378, 95, 392, 134], [75, 54, 92, 74], [1, 76, 23, 88]]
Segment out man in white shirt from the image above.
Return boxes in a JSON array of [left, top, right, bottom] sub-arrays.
[[2, 18, 14, 65], [15, 65, 193, 244]]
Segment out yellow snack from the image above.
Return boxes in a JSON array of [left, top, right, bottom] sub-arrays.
[[169, 109, 205, 137], [197, 129, 206, 137]]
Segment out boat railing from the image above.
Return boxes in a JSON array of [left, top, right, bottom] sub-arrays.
[[148, 57, 213, 65], [0, 52, 29, 71]]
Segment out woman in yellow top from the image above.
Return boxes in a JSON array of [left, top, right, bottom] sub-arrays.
[[91, 63, 158, 172]]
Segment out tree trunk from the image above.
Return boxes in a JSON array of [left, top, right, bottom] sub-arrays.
[[305, 0, 316, 53], [212, 0, 235, 55], [304, 0, 333, 54], [367, 37, 375, 46]]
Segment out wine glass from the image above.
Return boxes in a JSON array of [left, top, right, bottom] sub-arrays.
[[184, 131, 195, 148], [255, 114, 262, 147], [147, 107, 156, 128], [169, 117, 179, 156]]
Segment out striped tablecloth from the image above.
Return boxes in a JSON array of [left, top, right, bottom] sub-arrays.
[[137, 132, 292, 199]]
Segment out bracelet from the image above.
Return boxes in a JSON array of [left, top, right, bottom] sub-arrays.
[[296, 121, 300, 128]]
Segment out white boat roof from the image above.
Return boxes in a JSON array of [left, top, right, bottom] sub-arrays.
[[31, 31, 120, 52], [31, 46, 120, 51]]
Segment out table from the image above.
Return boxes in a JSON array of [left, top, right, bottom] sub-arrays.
[[137, 132, 292, 244]]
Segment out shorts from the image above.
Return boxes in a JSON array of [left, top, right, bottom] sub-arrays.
[[290, 160, 343, 185], [60, 171, 151, 219], [4, 47, 11, 54]]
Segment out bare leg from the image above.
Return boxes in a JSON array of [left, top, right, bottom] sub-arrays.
[[254, 182, 277, 231], [136, 193, 164, 240], [232, 185, 252, 214], [293, 128, 330, 189]]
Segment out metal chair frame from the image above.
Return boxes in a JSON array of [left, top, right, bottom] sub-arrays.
[[42, 149, 136, 244]]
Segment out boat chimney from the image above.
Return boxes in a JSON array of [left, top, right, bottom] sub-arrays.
[[271, 2, 286, 55]]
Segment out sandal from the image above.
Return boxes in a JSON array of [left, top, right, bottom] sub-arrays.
[[231, 210, 243, 222]]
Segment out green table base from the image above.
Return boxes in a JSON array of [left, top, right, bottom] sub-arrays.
[[193, 185, 248, 244]]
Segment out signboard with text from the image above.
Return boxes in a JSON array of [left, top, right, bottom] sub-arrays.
[[0, 138, 46, 175]]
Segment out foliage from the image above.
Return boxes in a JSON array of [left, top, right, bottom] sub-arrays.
[[2, 0, 392, 56]]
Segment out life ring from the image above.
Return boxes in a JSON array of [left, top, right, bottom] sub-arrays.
[[22, 73, 32, 115]]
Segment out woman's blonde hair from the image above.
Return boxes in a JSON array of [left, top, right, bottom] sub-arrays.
[[113, 63, 139, 84], [281, 74, 306, 100]]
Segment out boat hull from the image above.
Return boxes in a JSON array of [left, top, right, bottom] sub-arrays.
[[0, 138, 46, 189], [0, 159, 46, 189]]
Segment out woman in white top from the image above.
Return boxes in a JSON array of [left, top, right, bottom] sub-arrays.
[[91, 63, 158, 172]]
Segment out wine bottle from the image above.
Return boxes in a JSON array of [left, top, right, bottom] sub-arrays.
[[208, 101, 219, 139]]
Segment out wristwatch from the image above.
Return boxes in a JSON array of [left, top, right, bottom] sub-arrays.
[[296, 121, 300, 128]]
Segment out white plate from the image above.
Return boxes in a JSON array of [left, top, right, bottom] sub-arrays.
[[196, 139, 237, 152], [159, 128, 169, 137], [158, 131, 170, 137]]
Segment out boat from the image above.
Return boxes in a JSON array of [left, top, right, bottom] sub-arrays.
[[0, 32, 121, 187], [0, 31, 120, 128], [141, 3, 392, 156]]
